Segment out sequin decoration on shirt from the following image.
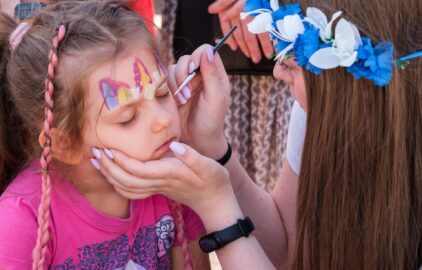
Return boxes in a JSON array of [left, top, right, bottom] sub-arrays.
[[53, 214, 175, 270]]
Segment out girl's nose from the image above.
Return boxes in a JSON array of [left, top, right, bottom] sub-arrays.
[[150, 102, 172, 133]]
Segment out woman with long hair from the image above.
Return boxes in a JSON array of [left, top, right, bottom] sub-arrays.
[[95, 0, 422, 269]]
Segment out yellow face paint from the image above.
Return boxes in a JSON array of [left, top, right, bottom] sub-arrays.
[[99, 56, 168, 109]]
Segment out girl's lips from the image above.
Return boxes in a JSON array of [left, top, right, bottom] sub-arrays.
[[156, 137, 176, 153]]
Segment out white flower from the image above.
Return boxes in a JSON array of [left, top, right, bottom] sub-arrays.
[[270, 14, 305, 60], [275, 14, 305, 42], [244, 12, 273, 34], [309, 18, 361, 69], [305, 8, 342, 42], [270, 0, 279, 11]]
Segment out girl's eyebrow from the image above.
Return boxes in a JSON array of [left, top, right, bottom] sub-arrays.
[[103, 99, 138, 120]]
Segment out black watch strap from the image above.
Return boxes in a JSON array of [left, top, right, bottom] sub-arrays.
[[199, 217, 255, 253], [216, 142, 232, 166]]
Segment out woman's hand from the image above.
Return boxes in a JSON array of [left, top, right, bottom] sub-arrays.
[[209, 0, 274, 62], [168, 45, 230, 159], [95, 143, 236, 216]]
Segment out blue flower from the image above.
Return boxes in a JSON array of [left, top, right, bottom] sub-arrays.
[[274, 39, 291, 54], [244, 0, 271, 12], [293, 22, 325, 74], [347, 39, 394, 86], [272, 3, 303, 22]]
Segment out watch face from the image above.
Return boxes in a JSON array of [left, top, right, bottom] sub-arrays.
[[199, 237, 219, 253]]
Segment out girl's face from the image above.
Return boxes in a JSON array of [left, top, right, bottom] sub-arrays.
[[83, 48, 181, 161], [273, 58, 307, 110]]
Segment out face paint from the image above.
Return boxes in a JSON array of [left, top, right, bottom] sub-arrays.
[[99, 78, 134, 110], [155, 53, 168, 77], [99, 56, 168, 109]]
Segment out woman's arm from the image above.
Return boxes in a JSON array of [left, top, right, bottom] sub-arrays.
[[220, 150, 297, 269]]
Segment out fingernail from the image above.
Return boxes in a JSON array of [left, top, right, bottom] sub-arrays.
[[266, 53, 273, 59], [104, 148, 114, 159], [169, 141, 186, 156], [182, 86, 191, 99], [252, 57, 260, 63], [92, 147, 101, 159], [176, 93, 187, 104], [188, 62, 196, 74], [90, 158, 101, 170], [207, 48, 214, 63]]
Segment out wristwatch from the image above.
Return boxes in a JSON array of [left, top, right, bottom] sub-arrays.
[[199, 217, 255, 253]]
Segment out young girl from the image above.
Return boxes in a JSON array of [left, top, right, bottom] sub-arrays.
[[0, 1, 209, 269]]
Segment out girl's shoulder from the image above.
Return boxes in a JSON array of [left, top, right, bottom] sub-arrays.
[[0, 163, 48, 268], [0, 162, 43, 209]]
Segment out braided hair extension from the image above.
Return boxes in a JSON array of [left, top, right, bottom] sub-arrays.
[[172, 201, 194, 270], [31, 25, 66, 270]]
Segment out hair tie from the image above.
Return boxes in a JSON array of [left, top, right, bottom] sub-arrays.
[[9, 22, 31, 51]]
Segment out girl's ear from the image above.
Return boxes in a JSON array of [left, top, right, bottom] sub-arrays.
[[38, 129, 84, 165]]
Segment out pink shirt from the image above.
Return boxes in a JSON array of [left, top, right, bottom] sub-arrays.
[[0, 163, 205, 269]]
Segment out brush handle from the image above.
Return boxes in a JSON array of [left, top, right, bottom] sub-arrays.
[[173, 25, 238, 96]]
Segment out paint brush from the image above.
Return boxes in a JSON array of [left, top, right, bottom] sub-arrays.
[[173, 25, 238, 96]]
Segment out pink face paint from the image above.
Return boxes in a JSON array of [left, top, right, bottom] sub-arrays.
[[134, 57, 152, 92], [99, 57, 168, 109], [99, 78, 132, 110], [154, 53, 168, 77]]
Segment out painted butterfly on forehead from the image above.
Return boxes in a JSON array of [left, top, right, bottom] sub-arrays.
[[99, 55, 168, 110]]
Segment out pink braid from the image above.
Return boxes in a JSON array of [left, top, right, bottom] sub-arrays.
[[32, 25, 66, 270], [172, 201, 194, 270]]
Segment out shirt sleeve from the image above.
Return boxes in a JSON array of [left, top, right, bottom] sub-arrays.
[[0, 196, 51, 269], [173, 205, 205, 246]]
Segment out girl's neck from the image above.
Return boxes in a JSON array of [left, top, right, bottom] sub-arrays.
[[68, 160, 131, 219]]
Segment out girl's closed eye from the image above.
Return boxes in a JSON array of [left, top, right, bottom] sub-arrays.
[[119, 111, 137, 126]]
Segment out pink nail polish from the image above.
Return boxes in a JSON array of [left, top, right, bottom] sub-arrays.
[[182, 86, 191, 99], [104, 148, 114, 159], [170, 142, 186, 155], [90, 158, 101, 170], [188, 62, 196, 73], [91, 147, 101, 159], [207, 48, 214, 63], [176, 93, 187, 104]]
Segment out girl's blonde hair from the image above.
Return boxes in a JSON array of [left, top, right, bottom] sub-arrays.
[[0, 1, 192, 269]]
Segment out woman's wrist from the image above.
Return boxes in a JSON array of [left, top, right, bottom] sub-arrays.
[[194, 135, 228, 160], [197, 189, 244, 233]]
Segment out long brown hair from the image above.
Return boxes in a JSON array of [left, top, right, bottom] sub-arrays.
[[0, 1, 193, 269], [292, 0, 422, 269]]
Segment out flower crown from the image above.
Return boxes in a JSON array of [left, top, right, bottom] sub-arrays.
[[241, 0, 422, 87]]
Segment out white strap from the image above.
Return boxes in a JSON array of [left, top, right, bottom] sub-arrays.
[[286, 101, 307, 174]]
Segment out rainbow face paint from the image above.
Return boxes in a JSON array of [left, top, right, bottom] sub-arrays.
[[99, 56, 168, 110]]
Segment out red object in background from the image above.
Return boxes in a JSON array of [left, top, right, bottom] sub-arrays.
[[132, 0, 155, 34]]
